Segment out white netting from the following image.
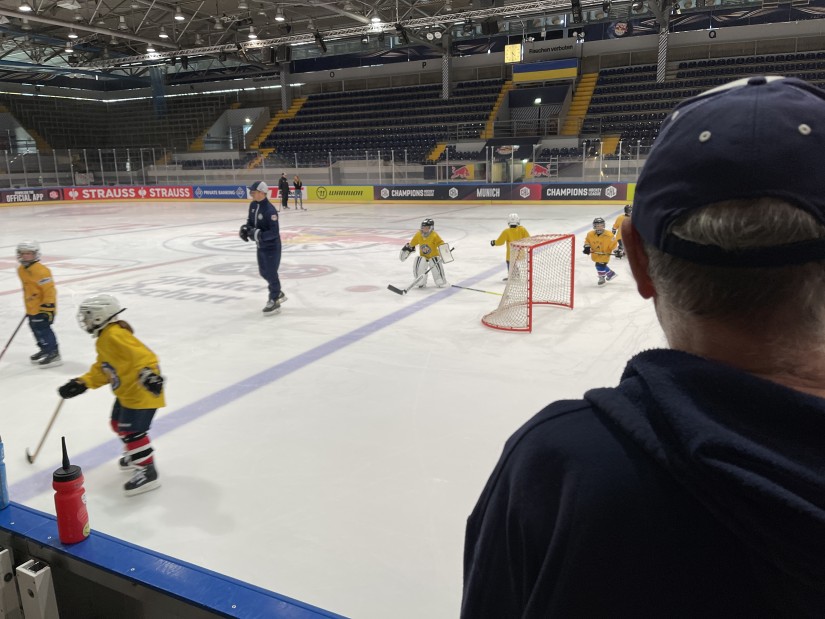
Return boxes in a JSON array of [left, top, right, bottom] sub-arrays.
[[482, 234, 575, 333]]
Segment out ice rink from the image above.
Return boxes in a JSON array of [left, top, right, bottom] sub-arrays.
[[0, 198, 666, 618]]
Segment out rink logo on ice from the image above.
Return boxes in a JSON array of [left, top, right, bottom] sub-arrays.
[[201, 262, 336, 279], [103, 276, 268, 305]]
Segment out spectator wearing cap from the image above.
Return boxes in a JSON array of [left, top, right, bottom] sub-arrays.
[[462, 76, 825, 617], [238, 181, 286, 315], [278, 172, 291, 211]]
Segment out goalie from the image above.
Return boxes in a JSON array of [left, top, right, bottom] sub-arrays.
[[400, 218, 451, 288]]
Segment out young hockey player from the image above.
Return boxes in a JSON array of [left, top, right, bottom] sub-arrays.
[[293, 175, 306, 210], [400, 218, 450, 288], [583, 217, 618, 286], [612, 204, 633, 258], [490, 213, 531, 280], [240, 180, 285, 315], [16, 240, 61, 368], [58, 294, 164, 496]]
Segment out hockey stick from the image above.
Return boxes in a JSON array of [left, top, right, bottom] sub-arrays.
[[388, 265, 434, 295], [26, 399, 64, 464], [451, 285, 503, 296], [0, 315, 26, 364]]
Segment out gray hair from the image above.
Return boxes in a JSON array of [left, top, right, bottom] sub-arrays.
[[645, 198, 825, 345]]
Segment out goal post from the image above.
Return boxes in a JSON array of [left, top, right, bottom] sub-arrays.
[[482, 234, 575, 333]]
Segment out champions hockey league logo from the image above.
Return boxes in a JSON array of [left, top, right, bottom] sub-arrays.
[[380, 188, 390, 199], [519, 186, 531, 199], [448, 187, 459, 199], [605, 186, 618, 198]]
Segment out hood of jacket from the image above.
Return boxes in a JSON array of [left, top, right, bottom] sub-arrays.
[[585, 348, 825, 600]]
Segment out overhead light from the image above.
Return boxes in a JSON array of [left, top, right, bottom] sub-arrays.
[[425, 31, 434, 40], [147, 44, 155, 52], [248, 25, 257, 39], [361, 34, 369, 44], [174, 6, 185, 21], [445, 0, 452, 11], [65, 43, 73, 52], [109, 35, 117, 44], [57, 0, 82, 9], [244, 117, 251, 123], [275, 6, 285, 21], [307, 18, 314, 30], [213, 19, 223, 30], [68, 29, 78, 39], [159, 26, 168, 38], [238, 0, 248, 9], [118, 15, 128, 30], [194, 33, 203, 45], [434, 30, 442, 39], [370, 15, 381, 23], [18, 1, 32, 12], [534, 97, 542, 104], [20, 18, 31, 30]]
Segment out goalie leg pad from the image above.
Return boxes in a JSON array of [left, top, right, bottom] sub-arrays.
[[414, 256, 428, 287], [431, 256, 447, 287]]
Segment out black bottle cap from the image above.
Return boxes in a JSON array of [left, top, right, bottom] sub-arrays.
[[53, 436, 82, 483]]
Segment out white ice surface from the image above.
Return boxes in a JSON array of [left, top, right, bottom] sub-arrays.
[[0, 200, 667, 619]]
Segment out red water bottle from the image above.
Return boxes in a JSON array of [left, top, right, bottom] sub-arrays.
[[52, 436, 90, 544]]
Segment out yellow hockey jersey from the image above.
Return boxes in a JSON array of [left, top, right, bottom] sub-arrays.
[[584, 230, 618, 263], [79, 322, 166, 410], [17, 262, 56, 316], [409, 230, 445, 260], [493, 226, 531, 261], [612, 214, 628, 241]]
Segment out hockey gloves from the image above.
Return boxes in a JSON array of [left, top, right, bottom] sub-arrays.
[[39, 303, 56, 323], [399, 244, 415, 262], [59, 379, 87, 399], [583, 246, 591, 255], [139, 368, 164, 396], [239, 225, 251, 242]]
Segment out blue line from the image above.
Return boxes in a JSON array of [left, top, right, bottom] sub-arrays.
[[10, 211, 621, 502]]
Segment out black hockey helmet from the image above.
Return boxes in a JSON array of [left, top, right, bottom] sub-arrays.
[[624, 204, 632, 216], [593, 217, 606, 230], [421, 218, 434, 230]]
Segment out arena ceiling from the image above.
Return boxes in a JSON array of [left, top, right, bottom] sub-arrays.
[[0, 0, 624, 86]]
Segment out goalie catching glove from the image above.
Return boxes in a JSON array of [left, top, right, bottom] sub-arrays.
[[399, 244, 415, 262], [139, 368, 164, 396], [583, 246, 591, 255], [239, 225, 251, 242], [59, 379, 87, 399]]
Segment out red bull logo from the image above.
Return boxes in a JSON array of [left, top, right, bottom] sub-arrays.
[[450, 165, 471, 180], [532, 163, 550, 178]]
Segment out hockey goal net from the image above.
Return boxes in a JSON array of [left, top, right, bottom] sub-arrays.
[[482, 234, 575, 333]]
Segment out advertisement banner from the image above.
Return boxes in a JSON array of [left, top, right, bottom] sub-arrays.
[[63, 186, 194, 201], [374, 184, 544, 201], [193, 185, 249, 200], [525, 162, 555, 180], [542, 183, 628, 201], [0, 188, 63, 204], [309, 186, 372, 202], [447, 164, 477, 181]]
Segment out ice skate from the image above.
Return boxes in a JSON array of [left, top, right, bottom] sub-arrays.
[[263, 299, 281, 315], [277, 291, 287, 303], [30, 350, 46, 365], [37, 351, 62, 368], [124, 464, 160, 496], [606, 271, 618, 282], [597, 276, 606, 286]]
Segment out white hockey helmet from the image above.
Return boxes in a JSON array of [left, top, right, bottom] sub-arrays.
[[77, 294, 125, 336], [16, 240, 41, 265], [508, 213, 520, 227]]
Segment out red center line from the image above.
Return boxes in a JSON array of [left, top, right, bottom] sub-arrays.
[[0, 255, 210, 297]]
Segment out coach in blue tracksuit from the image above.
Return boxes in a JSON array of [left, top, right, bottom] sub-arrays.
[[239, 180, 286, 315]]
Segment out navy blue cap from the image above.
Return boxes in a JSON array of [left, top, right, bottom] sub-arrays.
[[249, 180, 269, 193], [633, 76, 825, 266]]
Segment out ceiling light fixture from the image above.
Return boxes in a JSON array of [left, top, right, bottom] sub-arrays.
[[213, 19, 223, 30], [68, 29, 78, 39], [194, 33, 203, 44], [159, 26, 169, 38], [238, 0, 248, 9], [65, 43, 73, 52], [18, 1, 32, 12], [175, 6, 185, 21], [20, 18, 31, 29], [147, 44, 155, 52], [118, 16, 128, 30], [275, 6, 285, 21], [370, 15, 381, 23], [248, 25, 257, 38]]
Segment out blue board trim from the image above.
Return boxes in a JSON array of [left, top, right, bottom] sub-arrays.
[[0, 502, 346, 619]]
